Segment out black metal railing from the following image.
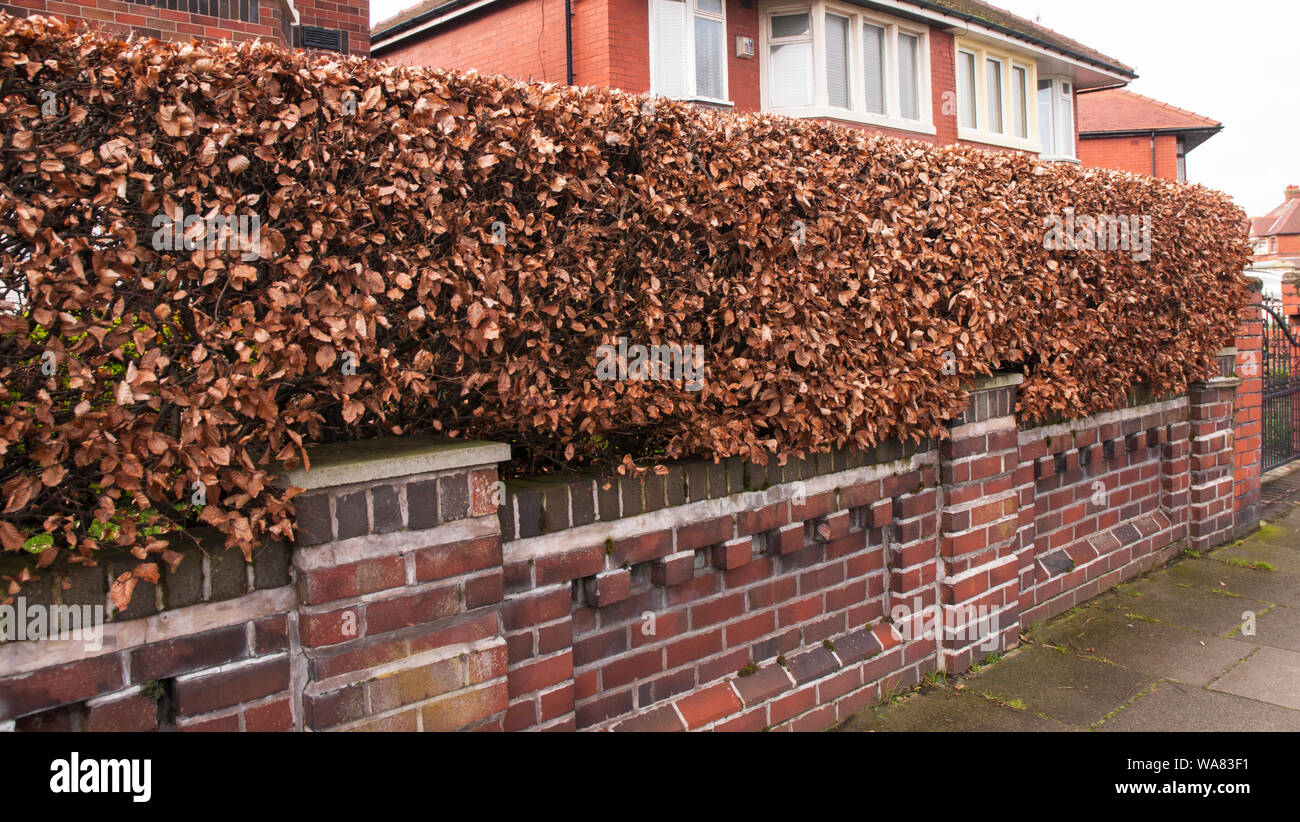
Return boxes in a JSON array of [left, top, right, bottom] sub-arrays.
[[1261, 296, 1300, 472]]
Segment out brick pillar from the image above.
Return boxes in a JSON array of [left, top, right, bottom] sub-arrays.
[[1160, 414, 1192, 542], [1188, 378, 1240, 551], [1233, 280, 1264, 537], [935, 373, 1023, 672], [1282, 277, 1300, 322], [288, 438, 512, 732]]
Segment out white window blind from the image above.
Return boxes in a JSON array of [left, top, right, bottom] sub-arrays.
[[651, 0, 726, 100], [1057, 81, 1074, 156], [863, 22, 885, 115], [826, 14, 850, 109], [769, 13, 813, 108], [957, 50, 976, 129], [1037, 78, 1054, 151], [653, 0, 689, 98], [898, 32, 919, 120], [1011, 65, 1028, 138], [694, 15, 724, 99], [986, 58, 1003, 133]]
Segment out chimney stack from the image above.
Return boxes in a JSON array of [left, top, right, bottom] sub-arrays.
[[1286, 185, 1300, 201]]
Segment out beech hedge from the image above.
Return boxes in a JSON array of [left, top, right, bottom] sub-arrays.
[[0, 16, 1251, 574]]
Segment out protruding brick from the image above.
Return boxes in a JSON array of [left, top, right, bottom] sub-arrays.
[[652, 551, 695, 587], [711, 536, 753, 570], [583, 569, 632, 608]]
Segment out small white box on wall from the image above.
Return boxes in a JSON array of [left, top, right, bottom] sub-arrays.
[[735, 36, 755, 59]]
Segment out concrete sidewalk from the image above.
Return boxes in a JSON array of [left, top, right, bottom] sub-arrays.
[[836, 469, 1300, 732]]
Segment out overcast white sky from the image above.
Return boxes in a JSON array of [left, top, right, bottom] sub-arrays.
[[369, 0, 1299, 217]]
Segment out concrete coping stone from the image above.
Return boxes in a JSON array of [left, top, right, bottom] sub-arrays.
[[964, 372, 1025, 392], [1196, 376, 1243, 390], [280, 436, 510, 491]]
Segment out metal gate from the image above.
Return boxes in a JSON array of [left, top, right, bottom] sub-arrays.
[[1262, 296, 1300, 472]]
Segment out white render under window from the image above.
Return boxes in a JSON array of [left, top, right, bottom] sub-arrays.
[[650, 0, 729, 103], [760, 1, 935, 135]]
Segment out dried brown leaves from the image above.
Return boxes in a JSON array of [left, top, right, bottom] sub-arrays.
[[0, 16, 1251, 571]]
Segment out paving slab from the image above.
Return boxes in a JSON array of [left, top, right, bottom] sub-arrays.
[[1209, 646, 1300, 711], [1165, 558, 1300, 608], [1237, 603, 1300, 649], [1098, 679, 1300, 732], [1091, 575, 1271, 637], [1033, 609, 1254, 687], [833, 688, 1076, 732], [963, 644, 1152, 727], [1211, 536, 1300, 577]]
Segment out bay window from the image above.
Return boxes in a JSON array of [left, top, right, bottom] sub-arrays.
[[956, 38, 1058, 155], [761, 1, 933, 134], [651, 0, 729, 102]]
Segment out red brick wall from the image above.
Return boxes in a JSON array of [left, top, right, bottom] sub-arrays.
[[293, 0, 369, 55], [0, 537, 296, 731], [378, 0, 567, 82], [2, 0, 286, 45], [1, 368, 1255, 731], [2, 0, 368, 54], [1079, 133, 1180, 180]]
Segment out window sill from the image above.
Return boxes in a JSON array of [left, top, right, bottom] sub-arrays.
[[957, 127, 1039, 153], [663, 96, 736, 108], [1038, 155, 1080, 164], [768, 106, 937, 136]]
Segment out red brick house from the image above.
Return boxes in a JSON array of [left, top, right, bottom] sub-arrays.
[[1252, 187, 1300, 263], [371, 0, 1135, 160], [1250, 186, 1300, 313], [1, 0, 369, 55], [1077, 88, 1221, 182]]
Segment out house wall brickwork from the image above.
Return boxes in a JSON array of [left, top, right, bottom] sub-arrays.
[[3, 0, 369, 55]]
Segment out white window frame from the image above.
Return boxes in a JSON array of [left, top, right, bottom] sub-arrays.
[[1037, 74, 1077, 161], [648, 0, 732, 105], [956, 47, 978, 130], [1009, 62, 1030, 140], [955, 38, 1050, 155], [758, 0, 936, 136], [984, 54, 1006, 135]]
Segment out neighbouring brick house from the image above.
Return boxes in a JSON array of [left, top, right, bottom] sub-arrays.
[[1077, 87, 1222, 182], [1250, 186, 1300, 316], [1, 0, 370, 55], [1252, 186, 1300, 264], [371, 0, 1136, 160]]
